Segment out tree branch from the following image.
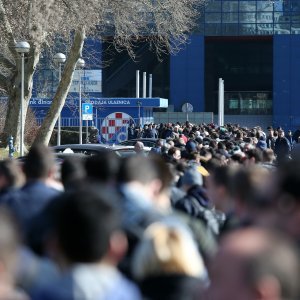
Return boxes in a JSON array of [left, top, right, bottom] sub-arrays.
[[0, 0, 18, 60]]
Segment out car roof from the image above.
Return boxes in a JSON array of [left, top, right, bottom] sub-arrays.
[[51, 144, 150, 157]]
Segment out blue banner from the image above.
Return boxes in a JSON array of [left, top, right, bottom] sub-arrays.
[[29, 97, 168, 108]]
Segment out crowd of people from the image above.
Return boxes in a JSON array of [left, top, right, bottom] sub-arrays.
[[0, 121, 298, 299]]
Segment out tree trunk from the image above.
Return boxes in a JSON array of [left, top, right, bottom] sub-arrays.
[[34, 28, 86, 145], [3, 45, 41, 150]]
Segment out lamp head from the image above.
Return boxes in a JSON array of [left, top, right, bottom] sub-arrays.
[[54, 53, 66, 64], [76, 58, 85, 69], [15, 41, 30, 54]]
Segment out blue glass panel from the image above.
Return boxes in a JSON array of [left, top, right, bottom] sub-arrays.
[[257, 1, 273, 12], [291, 25, 300, 34], [240, 1, 256, 12], [205, 0, 222, 12], [240, 12, 256, 23], [222, 13, 239, 23], [257, 12, 273, 23], [223, 1, 239, 12], [239, 24, 257, 35], [205, 13, 222, 23]]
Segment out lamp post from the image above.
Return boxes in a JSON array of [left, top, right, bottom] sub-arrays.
[[76, 58, 85, 144], [53, 53, 66, 146], [15, 41, 30, 157]]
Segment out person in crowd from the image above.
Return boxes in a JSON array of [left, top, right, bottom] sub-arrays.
[[132, 222, 207, 300], [274, 128, 291, 164], [127, 123, 136, 140], [273, 158, 300, 243], [32, 185, 141, 300], [2, 143, 61, 229], [149, 139, 165, 155], [256, 136, 267, 151], [286, 129, 293, 147], [161, 123, 174, 139], [260, 148, 276, 171], [85, 151, 120, 186], [60, 155, 86, 190], [0, 159, 24, 202], [0, 208, 29, 300], [118, 156, 217, 274], [174, 165, 222, 235], [145, 124, 158, 139], [229, 165, 275, 227], [202, 227, 300, 300]]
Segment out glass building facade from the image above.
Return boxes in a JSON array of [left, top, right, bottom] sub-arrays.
[[170, 0, 300, 129], [198, 0, 300, 36]]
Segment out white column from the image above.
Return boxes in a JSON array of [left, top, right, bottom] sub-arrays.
[[218, 78, 224, 126], [143, 72, 146, 98], [148, 74, 153, 98], [136, 70, 140, 98]]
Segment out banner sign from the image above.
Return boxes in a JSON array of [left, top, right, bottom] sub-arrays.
[[69, 70, 102, 93], [29, 98, 168, 108]]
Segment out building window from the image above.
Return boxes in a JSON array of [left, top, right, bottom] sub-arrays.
[[200, 0, 300, 36], [225, 91, 272, 115]]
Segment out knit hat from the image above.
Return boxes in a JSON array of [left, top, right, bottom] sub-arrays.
[[181, 166, 203, 186], [256, 140, 267, 150], [185, 140, 197, 153]]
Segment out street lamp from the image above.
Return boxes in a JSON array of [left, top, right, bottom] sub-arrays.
[[15, 41, 30, 157], [53, 52, 66, 146], [76, 58, 85, 144]]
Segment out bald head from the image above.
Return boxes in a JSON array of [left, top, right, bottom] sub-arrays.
[[134, 141, 144, 153]]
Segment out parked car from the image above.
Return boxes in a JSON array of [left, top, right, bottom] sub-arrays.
[[119, 138, 165, 148]]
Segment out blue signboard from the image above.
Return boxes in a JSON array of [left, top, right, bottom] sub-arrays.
[[29, 97, 168, 108]]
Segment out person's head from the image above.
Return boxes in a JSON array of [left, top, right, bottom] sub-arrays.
[[205, 227, 300, 300], [180, 165, 203, 191], [273, 159, 300, 240], [155, 139, 165, 148], [229, 165, 274, 222], [262, 149, 275, 164], [85, 151, 120, 185], [132, 222, 206, 280], [60, 156, 86, 189], [134, 141, 144, 153], [206, 165, 236, 212], [185, 140, 197, 153], [168, 147, 181, 161], [118, 156, 173, 209], [244, 148, 263, 165], [0, 159, 24, 190], [52, 185, 126, 266], [267, 128, 274, 137], [23, 143, 56, 180], [277, 129, 285, 138]]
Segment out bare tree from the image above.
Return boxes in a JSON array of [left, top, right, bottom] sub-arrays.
[[0, 0, 203, 148]]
